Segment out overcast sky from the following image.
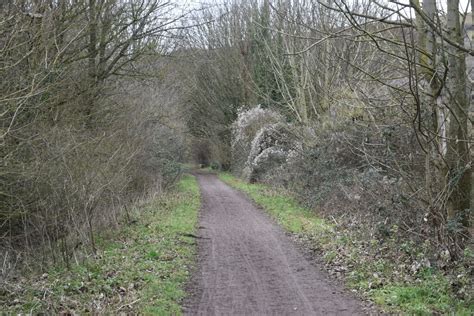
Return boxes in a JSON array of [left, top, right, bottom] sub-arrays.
[[176, 0, 473, 19], [181, 0, 472, 11]]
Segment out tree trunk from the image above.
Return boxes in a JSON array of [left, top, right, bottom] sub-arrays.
[[88, 0, 97, 83], [446, 0, 471, 248]]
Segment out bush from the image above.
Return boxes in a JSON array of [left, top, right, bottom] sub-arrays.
[[244, 122, 297, 182], [231, 105, 283, 175], [0, 63, 187, 276]]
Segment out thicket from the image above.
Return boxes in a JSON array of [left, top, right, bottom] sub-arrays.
[[1, 0, 187, 277]]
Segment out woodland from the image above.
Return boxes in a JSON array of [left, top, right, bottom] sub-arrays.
[[0, 0, 473, 313]]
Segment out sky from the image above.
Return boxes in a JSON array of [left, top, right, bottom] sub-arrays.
[[180, 0, 472, 11], [410, 0, 471, 12], [176, 0, 473, 19], [391, 0, 472, 20]]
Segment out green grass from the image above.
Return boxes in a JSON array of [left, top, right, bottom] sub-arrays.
[[372, 268, 473, 315], [3, 175, 200, 315], [218, 172, 473, 315], [218, 173, 332, 234]]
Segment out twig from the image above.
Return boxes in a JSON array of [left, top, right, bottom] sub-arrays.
[[116, 298, 141, 312]]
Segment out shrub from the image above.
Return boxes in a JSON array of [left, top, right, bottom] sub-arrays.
[[231, 105, 283, 174], [244, 123, 297, 182]]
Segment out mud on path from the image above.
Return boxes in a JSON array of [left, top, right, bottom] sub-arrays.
[[183, 174, 364, 315]]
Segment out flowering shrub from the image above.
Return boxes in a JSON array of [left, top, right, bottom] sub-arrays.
[[231, 106, 300, 182], [244, 123, 296, 182], [231, 105, 283, 174]]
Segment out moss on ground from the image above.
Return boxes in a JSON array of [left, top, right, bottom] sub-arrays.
[[219, 172, 473, 315], [2, 175, 200, 315]]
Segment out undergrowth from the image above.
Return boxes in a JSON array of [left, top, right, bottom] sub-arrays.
[[218, 172, 473, 315], [1, 175, 200, 314]]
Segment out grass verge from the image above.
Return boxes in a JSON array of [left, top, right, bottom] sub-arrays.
[[1, 174, 200, 315], [218, 172, 473, 315]]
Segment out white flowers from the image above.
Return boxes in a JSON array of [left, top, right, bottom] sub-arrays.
[[231, 106, 298, 181], [231, 105, 283, 175], [248, 123, 287, 167], [231, 105, 282, 148]]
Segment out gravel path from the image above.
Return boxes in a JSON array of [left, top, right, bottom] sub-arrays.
[[183, 173, 364, 315]]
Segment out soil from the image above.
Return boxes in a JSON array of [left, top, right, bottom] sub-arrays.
[[183, 173, 365, 315]]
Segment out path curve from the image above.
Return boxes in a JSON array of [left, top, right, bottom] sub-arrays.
[[183, 173, 364, 315]]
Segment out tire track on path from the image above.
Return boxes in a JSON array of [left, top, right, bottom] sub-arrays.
[[183, 173, 364, 315]]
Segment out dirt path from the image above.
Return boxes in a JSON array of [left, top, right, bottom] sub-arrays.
[[183, 174, 364, 315]]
